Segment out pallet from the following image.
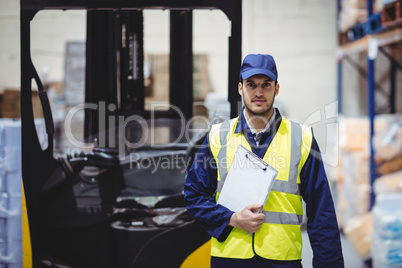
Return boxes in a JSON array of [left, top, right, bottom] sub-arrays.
[[344, 13, 384, 43], [338, 31, 348, 45], [347, 22, 367, 42], [381, 0, 402, 27], [367, 12, 385, 34]]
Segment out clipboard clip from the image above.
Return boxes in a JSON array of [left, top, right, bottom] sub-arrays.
[[245, 151, 267, 172]]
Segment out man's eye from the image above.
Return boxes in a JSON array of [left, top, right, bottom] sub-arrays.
[[247, 83, 256, 87], [263, 83, 270, 88]]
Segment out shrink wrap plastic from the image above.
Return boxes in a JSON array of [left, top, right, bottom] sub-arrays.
[[0, 120, 22, 266], [372, 194, 402, 268], [338, 0, 368, 32], [333, 114, 402, 263], [373, 115, 402, 160], [341, 151, 371, 227], [382, 0, 398, 5], [338, 0, 383, 32], [344, 213, 373, 259], [335, 115, 402, 230], [374, 170, 402, 195]]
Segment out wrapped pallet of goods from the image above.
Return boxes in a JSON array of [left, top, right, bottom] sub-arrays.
[[374, 114, 402, 175], [338, 0, 368, 32], [371, 194, 402, 268], [374, 170, 402, 195], [338, 0, 383, 44], [337, 116, 374, 230], [338, 0, 383, 31], [336, 115, 392, 259], [371, 114, 402, 267], [340, 151, 372, 261], [382, 0, 398, 4], [0, 119, 47, 267], [343, 212, 373, 260], [342, 151, 371, 223], [337, 116, 395, 225]]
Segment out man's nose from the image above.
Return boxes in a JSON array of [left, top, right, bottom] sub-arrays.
[[255, 86, 264, 96]]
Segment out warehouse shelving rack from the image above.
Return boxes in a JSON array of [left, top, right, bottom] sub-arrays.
[[337, 0, 402, 209]]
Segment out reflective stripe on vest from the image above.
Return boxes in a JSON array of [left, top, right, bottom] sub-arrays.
[[262, 211, 303, 225], [209, 116, 312, 261], [216, 119, 231, 193]]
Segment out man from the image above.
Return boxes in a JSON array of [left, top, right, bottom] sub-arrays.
[[184, 54, 344, 267]]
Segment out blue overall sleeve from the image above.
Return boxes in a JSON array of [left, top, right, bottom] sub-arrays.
[[184, 136, 234, 241], [300, 137, 344, 267]]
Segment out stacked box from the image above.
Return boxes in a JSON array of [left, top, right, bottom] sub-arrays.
[[338, 0, 368, 32], [337, 116, 373, 230], [374, 114, 402, 175], [0, 119, 22, 267], [336, 115, 398, 229], [372, 170, 402, 267], [374, 170, 402, 195], [343, 212, 373, 260], [336, 115, 402, 262], [372, 194, 402, 268], [338, 0, 384, 33], [342, 151, 371, 226]]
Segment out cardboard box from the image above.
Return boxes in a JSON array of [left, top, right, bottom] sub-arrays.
[[344, 212, 373, 260], [374, 170, 402, 195], [1, 89, 43, 119]]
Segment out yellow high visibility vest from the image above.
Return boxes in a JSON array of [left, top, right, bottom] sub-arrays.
[[209, 116, 312, 261]]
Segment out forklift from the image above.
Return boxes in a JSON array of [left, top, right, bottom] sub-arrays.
[[20, 0, 242, 267]]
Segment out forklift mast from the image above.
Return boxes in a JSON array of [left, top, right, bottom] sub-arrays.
[[84, 8, 195, 146]]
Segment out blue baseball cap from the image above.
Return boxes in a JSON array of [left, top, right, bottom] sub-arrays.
[[239, 54, 278, 81]]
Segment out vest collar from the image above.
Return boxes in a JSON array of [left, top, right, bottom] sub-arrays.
[[235, 107, 282, 135]]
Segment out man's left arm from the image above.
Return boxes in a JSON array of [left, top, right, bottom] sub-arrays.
[[300, 137, 344, 268]]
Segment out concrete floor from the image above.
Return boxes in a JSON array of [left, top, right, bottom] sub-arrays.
[[301, 231, 367, 268]]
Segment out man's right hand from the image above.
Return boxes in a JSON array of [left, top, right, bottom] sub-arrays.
[[228, 204, 265, 233]]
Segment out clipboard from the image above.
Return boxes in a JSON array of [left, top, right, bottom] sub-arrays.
[[217, 145, 278, 215]]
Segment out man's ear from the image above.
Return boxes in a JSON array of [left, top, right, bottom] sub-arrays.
[[275, 83, 280, 96], [238, 82, 243, 96]]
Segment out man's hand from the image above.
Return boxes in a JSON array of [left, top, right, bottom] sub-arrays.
[[228, 204, 265, 233]]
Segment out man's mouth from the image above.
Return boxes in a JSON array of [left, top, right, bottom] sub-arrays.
[[252, 99, 265, 104]]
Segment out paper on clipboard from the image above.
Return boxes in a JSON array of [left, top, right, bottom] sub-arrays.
[[217, 145, 278, 214]]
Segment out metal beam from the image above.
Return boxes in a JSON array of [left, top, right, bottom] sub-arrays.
[[367, 0, 375, 209], [228, 0, 242, 118], [390, 50, 396, 114], [339, 28, 402, 56], [170, 10, 193, 120], [379, 46, 402, 72], [367, 58, 376, 210], [337, 60, 342, 114], [344, 55, 389, 99]]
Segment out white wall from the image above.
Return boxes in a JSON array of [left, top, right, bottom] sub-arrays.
[[30, 10, 86, 85], [0, 0, 20, 90], [242, 0, 338, 125], [0, 2, 86, 89], [241, 0, 338, 152]]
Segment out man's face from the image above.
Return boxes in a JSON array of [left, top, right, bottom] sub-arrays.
[[238, 74, 279, 118]]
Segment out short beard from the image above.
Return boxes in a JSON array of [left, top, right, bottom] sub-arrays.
[[244, 102, 272, 117]]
